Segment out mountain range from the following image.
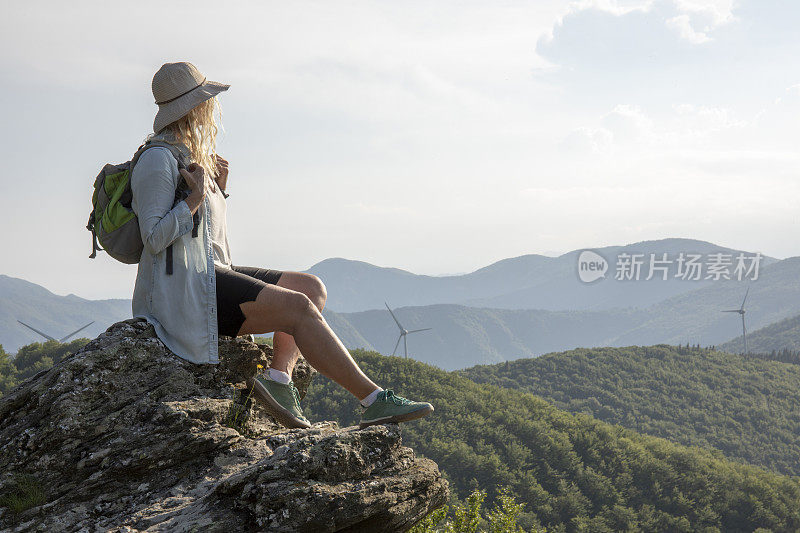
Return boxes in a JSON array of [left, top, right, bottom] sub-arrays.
[[0, 275, 130, 353], [1, 238, 795, 366], [308, 238, 777, 312], [323, 254, 800, 369]]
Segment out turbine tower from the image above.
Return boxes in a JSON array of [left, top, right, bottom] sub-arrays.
[[385, 302, 432, 358], [17, 320, 95, 343], [721, 288, 749, 354]]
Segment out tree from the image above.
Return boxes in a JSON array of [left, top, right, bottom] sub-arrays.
[[408, 487, 534, 533], [0, 345, 17, 396]]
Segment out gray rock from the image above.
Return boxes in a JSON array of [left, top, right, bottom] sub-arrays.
[[0, 319, 448, 532]]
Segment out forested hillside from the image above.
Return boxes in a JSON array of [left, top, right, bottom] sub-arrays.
[[719, 312, 800, 355], [303, 350, 800, 532], [461, 345, 800, 476]]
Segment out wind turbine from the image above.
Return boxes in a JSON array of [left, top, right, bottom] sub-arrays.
[[17, 320, 94, 343], [721, 288, 749, 354], [385, 302, 432, 358]]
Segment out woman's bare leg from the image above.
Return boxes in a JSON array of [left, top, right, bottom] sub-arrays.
[[237, 279, 379, 400], [269, 272, 327, 376]]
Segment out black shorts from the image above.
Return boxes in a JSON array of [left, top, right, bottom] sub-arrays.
[[216, 265, 283, 337]]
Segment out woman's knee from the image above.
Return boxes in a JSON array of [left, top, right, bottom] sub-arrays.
[[279, 272, 327, 310], [293, 273, 326, 310], [285, 290, 321, 335], [308, 274, 327, 310]]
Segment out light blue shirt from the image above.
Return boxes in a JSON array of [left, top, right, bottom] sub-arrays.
[[130, 130, 220, 364]]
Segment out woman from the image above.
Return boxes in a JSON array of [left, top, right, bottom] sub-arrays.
[[131, 61, 433, 429]]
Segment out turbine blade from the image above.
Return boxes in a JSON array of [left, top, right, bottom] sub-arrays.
[[721, 310, 740, 313], [385, 302, 404, 330], [391, 334, 402, 357], [406, 328, 432, 334], [404, 334, 408, 359], [17, 320, 56, 342], [59, 321, 94, 343], [740, 287, 750, 310]]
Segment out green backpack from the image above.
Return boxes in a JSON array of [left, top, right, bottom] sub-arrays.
[[87, 140, 187, 264]]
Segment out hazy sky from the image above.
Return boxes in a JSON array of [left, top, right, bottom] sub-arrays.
[[1, 0, 798, 299]]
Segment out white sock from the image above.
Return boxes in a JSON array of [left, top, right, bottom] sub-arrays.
[[360, 387, 383, 408], [267, 368, 291, 385]]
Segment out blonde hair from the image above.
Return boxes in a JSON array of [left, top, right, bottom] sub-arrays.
[[166, 96, 223, 180]]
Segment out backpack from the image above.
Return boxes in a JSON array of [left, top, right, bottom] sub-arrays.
[[87, 140, 188, 264]]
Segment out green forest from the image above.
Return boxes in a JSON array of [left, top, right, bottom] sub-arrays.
[[461, 344, 800, 476], [303, 349, 800, 532], [0, 339, 89, 397]]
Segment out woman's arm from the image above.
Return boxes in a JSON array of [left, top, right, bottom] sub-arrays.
[[214, 155, 229, 194], [131, 147, 197, 256]]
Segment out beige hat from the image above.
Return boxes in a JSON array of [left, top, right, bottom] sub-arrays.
[[151, 61, 230, 133]]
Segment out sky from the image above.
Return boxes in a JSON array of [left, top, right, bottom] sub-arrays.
[[1, 0, 799, 299]]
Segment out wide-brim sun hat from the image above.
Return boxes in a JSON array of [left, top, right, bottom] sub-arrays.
[[152, 61, 230, 133]]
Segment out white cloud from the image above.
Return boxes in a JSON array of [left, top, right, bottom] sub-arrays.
[[666, 14, 712, 43], [537, 0, 737, 70], [568, 0, 735, 28], [670, 104, 746, 136], [602, 104, 655, 142], [561, 127, 615, 153], [673, 0, 735, 26], [564, 0, 652, 17]]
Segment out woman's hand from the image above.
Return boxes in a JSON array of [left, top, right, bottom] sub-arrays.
[[180, 163, 212, 214], [214, 155, 229, 192]]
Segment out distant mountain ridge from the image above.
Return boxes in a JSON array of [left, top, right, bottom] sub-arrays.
[[0, 275, 130, 352], [322, 304, 639, 370], [307, 238, 777, 313], [1, 238, 790, 364], [323, 255, 800, 369]]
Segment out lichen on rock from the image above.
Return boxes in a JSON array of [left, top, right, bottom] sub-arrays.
[[0, 319, 448, 532]]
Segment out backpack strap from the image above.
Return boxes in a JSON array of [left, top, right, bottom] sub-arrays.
[[131, 140, 188, 172], [87, 213, 102, 259], [131, 140, 196, 276]]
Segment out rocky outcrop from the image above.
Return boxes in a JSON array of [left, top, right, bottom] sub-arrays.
[[0, 319, 448, 532]]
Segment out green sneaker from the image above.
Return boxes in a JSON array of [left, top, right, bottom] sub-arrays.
[[251, 374, 311, 429], [359, 389, 434, 429]]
